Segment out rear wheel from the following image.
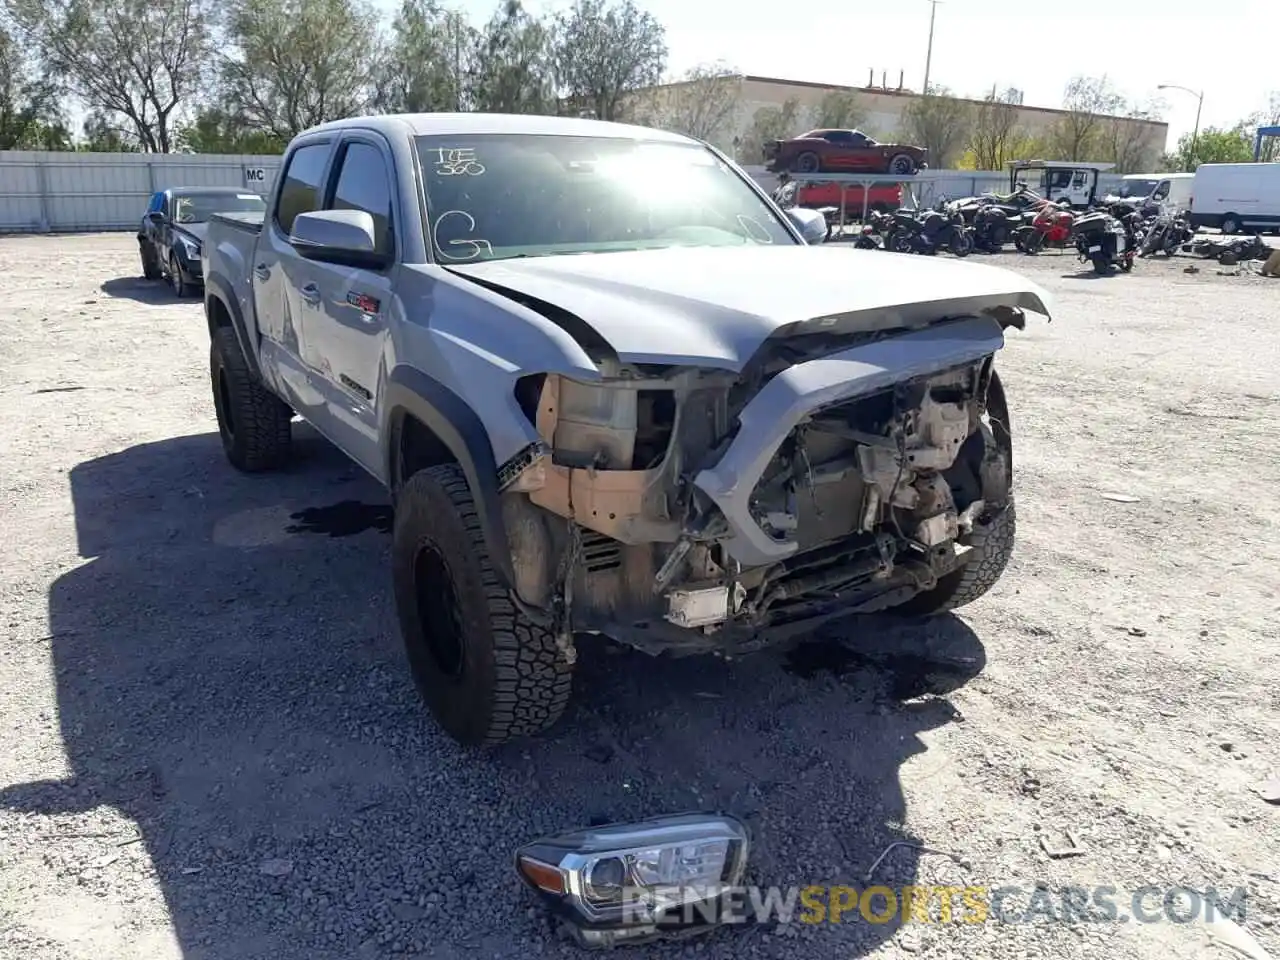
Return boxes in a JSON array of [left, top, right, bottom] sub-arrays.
[[391, 466, 574, 746], [1220, 213, 1242, 235], [1093, 256, 1111, 274], [888, 153, 916, 176], [140, 242, 161, 280], [794, 151, 820, 174], [210, 326, 292, 472]]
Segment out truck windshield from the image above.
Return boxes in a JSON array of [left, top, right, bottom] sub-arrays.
[[415, 133, 796, 262], [173, 192, 267, 224], [1117, 179, 1160, 198]]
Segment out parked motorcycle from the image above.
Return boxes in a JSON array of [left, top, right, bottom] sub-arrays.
[[1139, 212, 1193, 257], [887, 207, 973, 257], [1072, 210, 1135, 273], [969, 204, 1026, 252], [1014, 201, 1074, 254]]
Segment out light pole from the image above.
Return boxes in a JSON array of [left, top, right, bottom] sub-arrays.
[[922, 0, 942, 95], [1158, 83, 1204, 172]]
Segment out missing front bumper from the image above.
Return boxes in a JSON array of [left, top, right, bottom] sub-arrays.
[[692, 315, 1005, 568]]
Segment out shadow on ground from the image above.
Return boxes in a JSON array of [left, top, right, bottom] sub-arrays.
[[100, 276, 195, 306], [1, 431, 985, 959]]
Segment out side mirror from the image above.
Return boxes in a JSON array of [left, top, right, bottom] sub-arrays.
[[146, 211, 164, 224], [289, 209, 390, 269], [785, 206, 829, 244]]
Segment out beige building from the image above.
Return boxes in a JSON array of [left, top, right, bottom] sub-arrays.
[[631, 74, 1169, 172]]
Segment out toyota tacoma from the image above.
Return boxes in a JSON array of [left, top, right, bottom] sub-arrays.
[[201, 113, 1051, 746]]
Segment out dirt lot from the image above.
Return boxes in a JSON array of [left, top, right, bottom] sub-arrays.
[[1, 234, 1278, 960]]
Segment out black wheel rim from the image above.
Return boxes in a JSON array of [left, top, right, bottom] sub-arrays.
[[413, 545, 466, 678], [216, 368, 236, 442], [891, 157, 910, 174], [797, 154, 817, 172]]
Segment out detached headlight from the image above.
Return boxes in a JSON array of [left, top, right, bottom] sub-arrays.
[[515, 813, 750, 948]]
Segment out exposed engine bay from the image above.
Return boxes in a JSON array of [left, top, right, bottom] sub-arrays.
[[499, 313, 1015, 655]]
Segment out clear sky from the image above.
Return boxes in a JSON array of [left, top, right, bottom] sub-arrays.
[[379, 0, 1274, 152]]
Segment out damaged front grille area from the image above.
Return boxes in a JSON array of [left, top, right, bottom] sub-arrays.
[[500, 315, 1009, 652]]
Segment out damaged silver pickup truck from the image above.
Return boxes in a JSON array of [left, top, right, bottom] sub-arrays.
[[202, 113, 1051, 746]]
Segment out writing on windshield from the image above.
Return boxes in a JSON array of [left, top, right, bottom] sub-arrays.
[[416, 133, 794, 262], [174, 193, 266, 223]]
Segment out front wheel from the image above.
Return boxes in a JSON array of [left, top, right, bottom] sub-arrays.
[[392, 467, 575, 746], [169, 251, 190, 297], [1093, 256, 1111, 274], [949, 231, 973, 257], [891, 233, 913, 254]]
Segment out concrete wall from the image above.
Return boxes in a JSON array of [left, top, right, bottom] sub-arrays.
[[0, 151, 282, 234], [644, 75, 1169, 172]]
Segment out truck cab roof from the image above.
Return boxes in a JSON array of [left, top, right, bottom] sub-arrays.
[[300, 112, 696, 144]]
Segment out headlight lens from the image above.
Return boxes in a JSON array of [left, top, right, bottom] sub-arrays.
[[180, 236, 201, 259], [515, 813, 749, 946]]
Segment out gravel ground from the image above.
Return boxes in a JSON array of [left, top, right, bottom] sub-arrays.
[[1, 234, 1278, 960]]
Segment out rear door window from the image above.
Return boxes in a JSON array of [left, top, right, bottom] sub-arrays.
[[274, 142, 331, 235]]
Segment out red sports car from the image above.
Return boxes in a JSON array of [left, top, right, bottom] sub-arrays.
[[764, 129, 929, 176]]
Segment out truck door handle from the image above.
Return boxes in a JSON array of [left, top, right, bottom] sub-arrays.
[[299, 282, 322, 306], [254, 263, 270, 282]]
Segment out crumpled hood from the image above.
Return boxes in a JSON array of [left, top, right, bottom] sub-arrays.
[[447, 245, 1051, 372]]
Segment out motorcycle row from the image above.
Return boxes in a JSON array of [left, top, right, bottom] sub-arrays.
[[821, 183, 1196, 275]]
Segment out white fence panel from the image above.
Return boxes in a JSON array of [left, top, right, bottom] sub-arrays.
[[0, 151, 283, 233], [0, 152, 1132, 234]]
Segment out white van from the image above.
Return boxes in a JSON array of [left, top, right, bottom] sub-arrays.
[[1189, 162, 1280, 234], [1112, 172, 1193, 213]]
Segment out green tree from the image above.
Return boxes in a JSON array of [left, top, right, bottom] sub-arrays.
[[1048, 75, 1125, 161], [814, 89, 864, 129], [468, 0, 555, 114], [0, 22, 66, 149], [899, 85, 971, 168], [376, 0, 476, 113], [1163, 125, 1255, 170], [6, 0, 214, 152], [218, 0, 382, 141], [738, 97, 800, 165], [80, 110, 138, 151], [644, 62, 740, 143], [552, 0, 665, 121], [175, 107, 287, 153], [968, 88, 1021, 170]]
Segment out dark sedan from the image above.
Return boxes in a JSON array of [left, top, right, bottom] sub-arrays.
[[764, 129, 928, 176], [138, 187, 267, 297]]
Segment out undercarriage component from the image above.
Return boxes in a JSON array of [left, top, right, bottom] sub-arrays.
[[693, 315, 1004, 566]]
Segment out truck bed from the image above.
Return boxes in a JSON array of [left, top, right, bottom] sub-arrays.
[[210, 210, 265, 234]]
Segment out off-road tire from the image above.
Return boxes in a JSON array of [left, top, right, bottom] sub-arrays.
[[140, 242, 161, 280], [169, 251, 190, 297], [392, 465, 574, 746], [895, 497, 1017, 616], [209, 326, 292, 472], [794, 151, 821, 174], [889, 153, 916, 176]]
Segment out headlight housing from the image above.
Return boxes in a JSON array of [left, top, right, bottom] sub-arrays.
[[515, 813, 750, 947], [179, 235, 201, 261]]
